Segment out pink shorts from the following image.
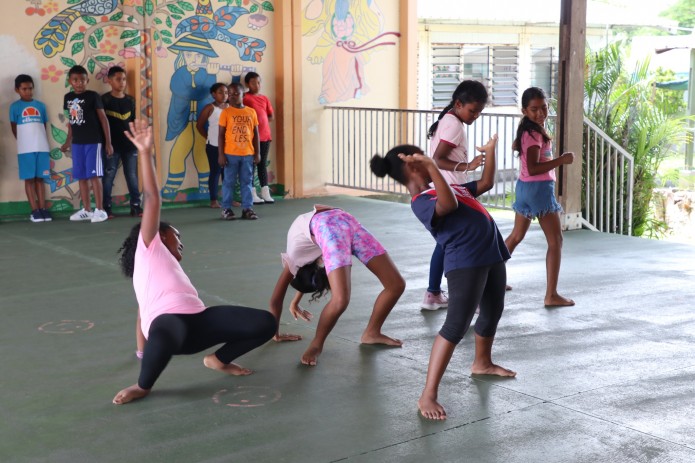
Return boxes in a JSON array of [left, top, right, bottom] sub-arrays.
[[309, 209, 386, 274]]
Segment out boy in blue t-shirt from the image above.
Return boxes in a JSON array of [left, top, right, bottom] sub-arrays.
[[61, 65, 113, 223], [9, 74, 52, 222]]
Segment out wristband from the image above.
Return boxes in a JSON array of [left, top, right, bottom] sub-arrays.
[[454, 161, 467, 172]]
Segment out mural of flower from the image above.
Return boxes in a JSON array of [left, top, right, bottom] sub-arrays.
[[99, 40, 118, 55], [155, 46, 168, 58], [123, 0, 143, 6], [95, 62, 126, 83], [119, 48, 141, 59], [41, 64, 63, 83], [44, 1, 59, 14], [105, 26, 119, 38], [248, 14, 268, 30]]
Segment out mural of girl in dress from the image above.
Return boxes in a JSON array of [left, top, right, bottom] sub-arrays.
[[303, 0, 399, 105]]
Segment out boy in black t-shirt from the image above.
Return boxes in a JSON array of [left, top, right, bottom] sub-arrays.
[[102, 66, 141, 218], [61, 65, 113, 223]]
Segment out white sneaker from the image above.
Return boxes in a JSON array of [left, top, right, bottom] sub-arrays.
[[421, 290, 448, 311], [91, 208, 109, 223], [70, 208, 93, 222], [251, 188, 265, 205], [261, 185, 275, 203]]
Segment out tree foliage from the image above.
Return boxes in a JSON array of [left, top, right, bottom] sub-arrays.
[[584, 42, 691, 236], [660, 0, 695, 31]]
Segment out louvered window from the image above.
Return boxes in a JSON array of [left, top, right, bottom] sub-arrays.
[[530, 47, 558, 99], [431, 44, 518, 109]]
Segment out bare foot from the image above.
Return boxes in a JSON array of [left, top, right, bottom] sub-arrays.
[[544, 294, 575, 308], [273, 333, 303, 342], [203, 354, 253, 376], [210, 201, 221, 208], [113, 384, 150, 405], [301, 345, 322, 366], [471, 362, 517, 377], [418, 395, 447, 420], [360, 332, 403, 347], [505, 284, 512, 291]]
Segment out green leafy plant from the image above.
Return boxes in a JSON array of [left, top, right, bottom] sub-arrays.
[[584, 41, 692, 237]]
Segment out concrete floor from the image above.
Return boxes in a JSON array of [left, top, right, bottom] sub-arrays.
[[1, 195, 694, 463]]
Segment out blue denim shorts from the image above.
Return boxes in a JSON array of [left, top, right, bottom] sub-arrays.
[[512, 180, 563, 219]]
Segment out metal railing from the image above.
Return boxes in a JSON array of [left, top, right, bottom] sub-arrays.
[[327, 106, 634, 235], [582, 117, 634, 235], [327, 106, 521, 209]]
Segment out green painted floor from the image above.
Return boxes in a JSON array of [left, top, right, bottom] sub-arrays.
[[1, 196, 695, 463]]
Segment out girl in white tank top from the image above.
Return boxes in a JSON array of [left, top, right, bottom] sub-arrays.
[[196, 83, 229, 208]]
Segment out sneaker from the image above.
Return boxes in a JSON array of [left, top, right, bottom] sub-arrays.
[[241, 208, 259, 220], [70, 208, 93, 222], [421, 290, 448, 311], [221, 208, 236, 220], [30, 209, 44, 223], [91, 208, 109, 223], [130, 205, 143, 217], [251, 188, 265, 205], [40, 209, 53, 222], [261, 186, 275, 203]]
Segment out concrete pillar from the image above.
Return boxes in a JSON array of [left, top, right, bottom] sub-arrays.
[[273, 0, 303, 197], [557, 0, 586, 230], [399, 0, 418, 109]]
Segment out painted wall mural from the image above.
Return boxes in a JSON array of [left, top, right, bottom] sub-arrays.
[[302, 0, 399, 105], [161, 1, 269, 200], [21, 0, 274, 211]]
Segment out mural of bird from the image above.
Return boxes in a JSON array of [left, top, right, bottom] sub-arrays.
[[175, 6, 266, 62], [34, 0, 119, 58]]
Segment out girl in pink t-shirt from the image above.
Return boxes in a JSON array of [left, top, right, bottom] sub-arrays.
[[422, 80, 488, 311], [505, 87, 575, 308], [112, 120, 275, 405]]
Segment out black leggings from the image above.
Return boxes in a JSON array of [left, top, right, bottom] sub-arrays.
[[138, 306, 276, 390], [205, 143, 223, 201], [439, 261, 506, 344], [255, 140, 271, 187]]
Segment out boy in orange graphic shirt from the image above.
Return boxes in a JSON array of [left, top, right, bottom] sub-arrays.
[[218, 82, 260, 220]]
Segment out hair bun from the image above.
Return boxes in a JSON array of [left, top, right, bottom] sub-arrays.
[[370, 154, 389, 178]]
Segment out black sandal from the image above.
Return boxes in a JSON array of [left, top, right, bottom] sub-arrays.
[[241, 209, 259, 220]]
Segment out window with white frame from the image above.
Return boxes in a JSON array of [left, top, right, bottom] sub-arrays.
[[530, 47, 558, 100], [431, 44, 518, 109]]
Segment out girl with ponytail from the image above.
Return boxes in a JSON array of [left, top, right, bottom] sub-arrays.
[[371, 134, 516, 421], [504, 87, 575, 308], [422, 80, 489, 311]]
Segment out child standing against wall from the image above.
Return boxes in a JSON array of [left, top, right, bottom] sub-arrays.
[[196, 83, 229, 208], [504, 87, 575, 307], [243, 71, 275, 204], [61, 65, 112, 223], [9, 74, 52, 222], [102, 66, 141, 218], [421, 80, 487, 310], [218, 82, 260, 220]]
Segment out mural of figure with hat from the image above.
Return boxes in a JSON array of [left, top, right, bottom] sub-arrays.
[[162, 32, 230, 199], [161, 1, 270, 200]]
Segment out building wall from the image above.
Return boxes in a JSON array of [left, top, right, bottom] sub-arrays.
[[0, 0, 278, 215], [416, 22, 608, 111], [0, 0, 408, 216], [298, 0, 404, 196]]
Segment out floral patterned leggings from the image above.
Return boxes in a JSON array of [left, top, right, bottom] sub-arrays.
[[309, 209, 386, 274]]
